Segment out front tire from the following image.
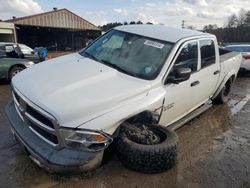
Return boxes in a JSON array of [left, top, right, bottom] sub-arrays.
[[213, 78, 232, 104], [9, 66, 24, 81], [116, 124, 178, 174]]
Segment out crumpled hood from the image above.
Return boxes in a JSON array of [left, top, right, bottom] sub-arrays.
[[12, 53, 151, 128]]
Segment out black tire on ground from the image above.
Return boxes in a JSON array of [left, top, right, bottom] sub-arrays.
[[116, 124, 178, 174], [9, 66, 24, 81], [213, 78, 232, 104]]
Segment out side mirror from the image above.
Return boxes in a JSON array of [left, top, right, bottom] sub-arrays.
[[86, 39, 93, 47], [165, 68, 192, 84]]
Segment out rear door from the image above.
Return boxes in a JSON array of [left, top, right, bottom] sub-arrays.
[[193, 39, 220, 104], [0, 45, 7, 78]]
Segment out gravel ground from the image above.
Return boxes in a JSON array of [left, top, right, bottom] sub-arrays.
[[0, 77, 250, 188]]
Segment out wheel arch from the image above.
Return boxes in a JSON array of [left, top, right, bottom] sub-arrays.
[[212, 72, 236, 100], [7, 64, 26, 81], [112, 110, 161, 137]]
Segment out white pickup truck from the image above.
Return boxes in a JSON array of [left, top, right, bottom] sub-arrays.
[[6, 25, 241, 173]]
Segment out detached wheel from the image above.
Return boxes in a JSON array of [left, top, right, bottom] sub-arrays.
[[117, 123, 178, 174], [213, 78, 232, 104], [9, 66, 24, 81]]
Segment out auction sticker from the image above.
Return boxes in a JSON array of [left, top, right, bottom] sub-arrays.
[[144, 40, 165, 49]]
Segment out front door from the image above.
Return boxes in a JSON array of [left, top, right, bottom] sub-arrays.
[[160, 40, 201, 126]]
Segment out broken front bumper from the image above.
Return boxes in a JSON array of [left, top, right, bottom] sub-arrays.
[[5, 100, 104, 173]]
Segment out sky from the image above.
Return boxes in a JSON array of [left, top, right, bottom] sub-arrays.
[[0, 0, 249, 29]]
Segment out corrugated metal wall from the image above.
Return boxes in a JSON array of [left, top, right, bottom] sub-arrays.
[[9, 9, 99, 31]]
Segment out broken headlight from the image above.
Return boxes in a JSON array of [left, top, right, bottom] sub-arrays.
[[60, 129, 113, 151]]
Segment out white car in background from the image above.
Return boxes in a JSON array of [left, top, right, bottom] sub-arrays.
[[224, 45, 250, 73]]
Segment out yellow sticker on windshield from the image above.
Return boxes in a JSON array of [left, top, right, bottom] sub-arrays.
[[144, 40, 165, 49]]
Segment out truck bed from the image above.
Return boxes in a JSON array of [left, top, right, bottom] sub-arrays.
[[219, 49, 241, 62], [220, 50, 241, 78]]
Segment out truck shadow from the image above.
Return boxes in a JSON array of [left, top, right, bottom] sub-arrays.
[[238, 71, 250, 77], [0, 79, 9, 85]]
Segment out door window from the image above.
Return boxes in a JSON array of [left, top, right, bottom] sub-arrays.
[[19, 44, 34, 55], [200, 40, 216, 68], [174, 41, 198, 72], [5, 45, 19, 58]]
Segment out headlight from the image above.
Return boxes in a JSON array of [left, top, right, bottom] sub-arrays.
[[60, 129, 113, 151], [25, 61, 34, 67]]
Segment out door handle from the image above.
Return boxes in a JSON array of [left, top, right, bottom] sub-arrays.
[[191, 81, 200, 87], [214, 70, 220, 75]]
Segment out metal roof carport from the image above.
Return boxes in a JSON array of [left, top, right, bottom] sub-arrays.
[[6, 9, 101, 51], [0, 22, 16, 42]]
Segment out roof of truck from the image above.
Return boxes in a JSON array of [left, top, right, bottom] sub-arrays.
[[115, 24, 213, 43]]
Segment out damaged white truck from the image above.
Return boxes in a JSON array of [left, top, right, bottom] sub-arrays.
[[6, 25, 241, 174]]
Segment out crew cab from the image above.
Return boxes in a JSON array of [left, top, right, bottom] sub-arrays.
[[5, 25, 241, 172]]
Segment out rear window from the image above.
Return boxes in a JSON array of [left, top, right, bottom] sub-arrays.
[[200, 40, 216, 68], [19, 44, 34, 55]]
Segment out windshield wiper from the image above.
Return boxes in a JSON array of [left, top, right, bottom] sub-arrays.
[[83, 51, 101, 62], [82, 52, 145, 79], [100, 59, 140, 77]]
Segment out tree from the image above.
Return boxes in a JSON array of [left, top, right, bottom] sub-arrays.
[[100, 22, 123, 31], [245, 11, 250, 26], [203, 24, 218, 31], [202, 9, 250, 43], [226, 14, 238, 28], [100, 20, 147, 31], [237, 9, 247, 27]]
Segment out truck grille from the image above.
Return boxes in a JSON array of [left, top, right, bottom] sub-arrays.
[[26, 105, 54, 129], [28, 120, 59, 144], [13, 91, 20, 103], [12, 89, 60, 147]]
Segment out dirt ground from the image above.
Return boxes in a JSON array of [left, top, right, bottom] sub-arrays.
[[47, 51, 75, 59], [1, 77, 250, 188]]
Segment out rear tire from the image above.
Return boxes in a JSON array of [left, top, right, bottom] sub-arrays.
[[9, 66, 24, 81], [213, 78, 232, 104], [116, 124, 178, 174]]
